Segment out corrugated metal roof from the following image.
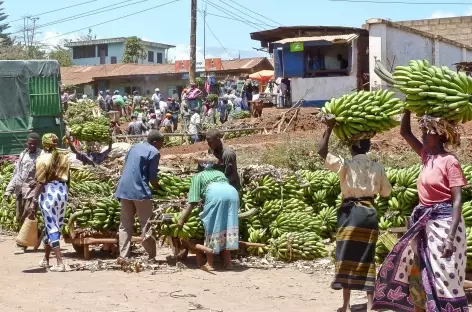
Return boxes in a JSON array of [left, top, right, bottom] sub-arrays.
[[64, 37, 175, 49], [274, 34, 359, 44], [60, 57, 270, 85]]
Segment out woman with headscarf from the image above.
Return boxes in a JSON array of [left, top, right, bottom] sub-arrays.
[[177, 157, 239, 271], [373, 111, 468, 312], [28, 133, 70, 272], [318, 116, 392, 312]]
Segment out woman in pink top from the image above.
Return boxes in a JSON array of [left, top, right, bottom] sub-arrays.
[[373, 110, 468, 312]]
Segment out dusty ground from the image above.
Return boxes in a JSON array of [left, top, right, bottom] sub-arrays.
[[0, 234, 377, 312]]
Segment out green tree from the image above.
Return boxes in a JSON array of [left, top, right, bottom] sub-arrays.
[[0, 0, 11, 45], [122, 36, 146, 64], [48, 45, 72, 67]]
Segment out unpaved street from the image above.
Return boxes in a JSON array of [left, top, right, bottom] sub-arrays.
[[0, 234, 373, 312]]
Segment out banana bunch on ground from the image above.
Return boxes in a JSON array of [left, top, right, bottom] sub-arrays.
[[385, 196, 412, 227], [462, 165, 472, 201], [154, 173, 191, 199], [281, 198, 313, 214], [311, 190, 330, 212], [391, 165, 420, 205], [225, 129, 257, 140], [375, 197, 389, 220], [230, 111, 251, 119], [386, 167, 399, 185], [69, 180, 114, 197], [269, 211, 322, 238], [246, 214, 264, 233], [391, 60, 472, 122], [70, 169, 98, 183], [70, 121, 110, 143], [283, 175, 306, 201], [467, 228, 472, 270], [241, 192, 259, 214], [260, 199, 283, 226], [321, 90, 403, 142], [314, 206, 337, 237], [297, 170, 324, 199], [379, 216, 394, 231], [462, 201, 472, 227], [270, 232, 328, 261], [0, 196, 18, 232], [158, 207, 204, 240], [247, 176, 281, 203], [323, 172, 341, 198], [247, 229, 269, 256], [70, 198, 121, 232]]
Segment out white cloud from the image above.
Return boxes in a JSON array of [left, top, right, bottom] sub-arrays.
[[429, 6, 472, 19]]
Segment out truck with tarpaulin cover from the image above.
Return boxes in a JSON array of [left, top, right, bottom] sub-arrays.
[[0, 60, 64, 155]]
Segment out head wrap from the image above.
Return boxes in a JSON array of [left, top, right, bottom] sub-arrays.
[[419, 115, 461, 146], [42, 133, 58, 151]]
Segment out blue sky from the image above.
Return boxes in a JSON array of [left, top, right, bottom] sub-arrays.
[[3, 0, 472, 60]]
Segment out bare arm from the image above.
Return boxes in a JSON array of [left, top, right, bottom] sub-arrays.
[[178, 202, 198, 227], [400, 109, 422, 156], [442, 186, 463, 258], [317, 125, 334, 160], [27, 182, 46, 217]]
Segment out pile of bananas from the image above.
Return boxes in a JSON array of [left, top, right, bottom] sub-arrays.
[[377, 59, 472, 122], [68, 198, 121, 233], [246, 176, 281, 203], [158, 207, 204, 240], [321, 89, 403, 142], [270, 232, 328, 261], [70, 121, 110, 143], [247, 229, 269, 256], [230, 111, 251, 119], [467, 228, 472, 270]]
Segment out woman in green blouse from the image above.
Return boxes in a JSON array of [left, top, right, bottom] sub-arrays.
[[178, 158, 239, 270]]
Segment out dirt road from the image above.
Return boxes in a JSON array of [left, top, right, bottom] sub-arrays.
[[0, 235, 373, 312]]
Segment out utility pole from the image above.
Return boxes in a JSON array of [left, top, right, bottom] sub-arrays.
[[203, 4, 207, 78], [189, 0, 197, 84]]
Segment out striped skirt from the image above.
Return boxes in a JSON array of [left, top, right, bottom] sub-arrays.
[[332, 198, 378, 292]]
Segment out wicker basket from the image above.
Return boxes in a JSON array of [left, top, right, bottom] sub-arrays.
[[15, 218, 38, 247]]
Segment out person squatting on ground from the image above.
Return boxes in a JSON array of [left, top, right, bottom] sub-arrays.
[[318, 115, 392, 312], [115, 130, 164, 259], [373, 110, 469, 312], [30, 133, 70, 272], [5, 133, 43, 254]]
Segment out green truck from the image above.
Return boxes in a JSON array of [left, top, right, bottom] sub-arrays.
[[0, 60, 64, 155]]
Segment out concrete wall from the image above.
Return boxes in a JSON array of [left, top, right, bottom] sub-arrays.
[[72, 42, 167, 66], [292, 76, 357, 107], [369, 23, 472, 91], [106, 76, 185, 100], [396, 17, 472, 46]]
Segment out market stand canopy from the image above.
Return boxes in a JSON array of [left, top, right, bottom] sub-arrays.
[[249, 70, 274, 82]]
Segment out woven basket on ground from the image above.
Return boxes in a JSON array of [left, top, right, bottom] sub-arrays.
[[15, 218, 38, 247]]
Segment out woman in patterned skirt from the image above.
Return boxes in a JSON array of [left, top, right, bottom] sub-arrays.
[[178, 157, 239, 271], [373, 110, 468, 312], [318, 116, 392, 312], [28, 133, 70, 272]]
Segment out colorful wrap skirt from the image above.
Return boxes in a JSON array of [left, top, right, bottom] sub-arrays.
[[372, 202, 468, 312], [39, 181, 68, 248]]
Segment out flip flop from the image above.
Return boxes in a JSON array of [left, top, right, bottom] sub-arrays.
[[38, 259, 50, 268], [49, 264, 66, 272], [200, 264, 216, 272]]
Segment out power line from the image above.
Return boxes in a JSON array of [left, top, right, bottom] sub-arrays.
[[202, 0, 265, 31], [10, 0, 143, 36], [225, 0, 283, 26], [219, 0, 281, 28], [200, 11, 235, 59], [329, 0, 472, 4], [199, 10, 276, 27], [38, 0, 182, 43], [7, 0, 102, 23]]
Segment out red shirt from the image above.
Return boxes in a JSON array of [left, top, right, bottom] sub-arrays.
[[417, 149, 467, 206]]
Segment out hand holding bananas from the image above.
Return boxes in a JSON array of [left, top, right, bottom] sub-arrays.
[[321, 90, 403, 142]]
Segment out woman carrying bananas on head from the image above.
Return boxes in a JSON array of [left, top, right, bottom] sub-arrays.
[[318, 115, 392, 312], [177, 156, 239, 271], [372, 110, 468, 312]]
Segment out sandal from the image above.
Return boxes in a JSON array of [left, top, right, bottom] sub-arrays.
[[49, 264, 66, 272], [38, 259, 50, 268], [200, 264, 216, 272]]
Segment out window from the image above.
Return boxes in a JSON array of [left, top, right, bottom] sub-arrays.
[[111, 56, 117, 64], [303, 43, 351, 77], [97, 44, 108, 57], [72, 45, 96, 59], [148, 51, 154, 63], [156, 52, 163, 64]]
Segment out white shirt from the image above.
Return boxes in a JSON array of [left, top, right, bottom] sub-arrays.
[[152, 93, 161, 105], [159, 101, 168, 114], [188, 113, 201, 134]]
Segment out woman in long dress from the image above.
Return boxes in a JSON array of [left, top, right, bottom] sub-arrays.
[[318, 116, 392, 312], [28, 133, 70, 272], [373, 110, 468, 312], [178, 158, 239, 271]]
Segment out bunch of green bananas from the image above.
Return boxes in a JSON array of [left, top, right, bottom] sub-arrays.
[[247, 229, 269, 256], [70, 198, 121, 232], [70, 169, 98, 183], [269, 211, 322, 238], [69, 180, 114, 197], [390, 60, 472, 122], [230, 111, 251, 120], [154, 173, 191, 199], [259, 199, 283, 225], [70, 121, 110, 143], [158, 207, 204, 240], [270, 232, 328, 261], [466, 228, 472, 270], [390, 165, 420, 205], [247, 176, 281, 203], [462, 165, 472, 201], [311, 190, 329, 213], [462, 201, 472, 227], [386, 196, 412, 227], [246, 215, 263, 233], [378, 216, 394, 231], [375, 197, 389, 220], [321, 89, 403, 142], [315, 206, 337, 237], [281, 198, 313, 214], [283, 175, 306, 201]]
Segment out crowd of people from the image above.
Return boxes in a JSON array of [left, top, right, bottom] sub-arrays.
[[5, 125, 241, 273]]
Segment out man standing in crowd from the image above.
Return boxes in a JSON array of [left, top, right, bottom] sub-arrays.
[[132, 91, 142, 115], [105, 90, 113, 112], [167, 97, 180, 132], [4, 133, 42, 254], [181, 102, 190, 132], [206, 129, 241, 192], [128, 114, 148, 135], [188, 108, 201, 144], [171, 89, 180, 102], [152, 88, 161, 113], [97, 91, 106, 111], [115, 131, 164, 259]]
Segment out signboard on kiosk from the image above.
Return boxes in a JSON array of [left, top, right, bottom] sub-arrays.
[[174, 58, 223, 73]]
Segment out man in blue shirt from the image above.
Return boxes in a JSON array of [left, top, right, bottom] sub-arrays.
[[115, 130, 164, 259]]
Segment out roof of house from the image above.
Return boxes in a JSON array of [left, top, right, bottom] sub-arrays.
[[250, 26, 369, 44], [365, 18, 472, 51], [64, 37, 175, 49], [274, 33, 359, 45], [60, 57, 273, 85]]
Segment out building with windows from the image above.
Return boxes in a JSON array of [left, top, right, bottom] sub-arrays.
[[64, 37, 175, 66]]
